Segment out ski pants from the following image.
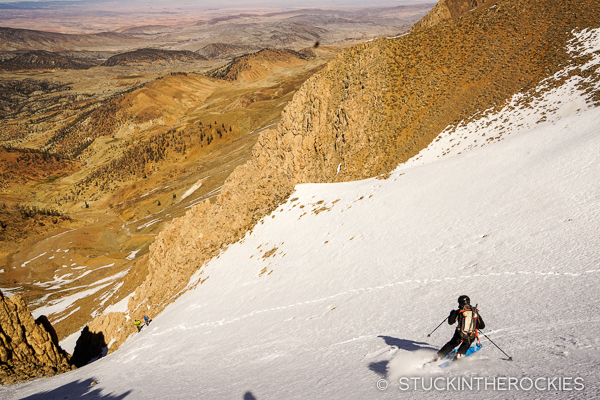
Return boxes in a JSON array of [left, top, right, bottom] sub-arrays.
[[437, 329, 474, 358]]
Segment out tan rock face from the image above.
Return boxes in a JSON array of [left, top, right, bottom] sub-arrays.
[[91, 0, 600, 351], [127, 166, 294, 319], [411, 0, 491, 31], [86, 312, 130, 356], [0, 291, 71, 385]]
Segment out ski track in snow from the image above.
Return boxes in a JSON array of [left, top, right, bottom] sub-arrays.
[[155, 268, 600, 333]]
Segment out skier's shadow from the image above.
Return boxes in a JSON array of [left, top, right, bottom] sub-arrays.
[[19, 378, 131, 399], [378, 336, 436, 352], [368, 336, 436, 377]]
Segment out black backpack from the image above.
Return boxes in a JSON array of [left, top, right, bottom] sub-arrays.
[[457, 304, 480, 340]]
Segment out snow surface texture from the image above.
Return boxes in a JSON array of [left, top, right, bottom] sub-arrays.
[[4, 30, 600, 399]]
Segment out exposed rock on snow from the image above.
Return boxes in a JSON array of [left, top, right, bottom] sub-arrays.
[[0, 291, 72, 384]]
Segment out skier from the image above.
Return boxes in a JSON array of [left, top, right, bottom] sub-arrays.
[[432, 295, 485, 361], [134, 319, 142, 332], [143, 315, 150, 326]]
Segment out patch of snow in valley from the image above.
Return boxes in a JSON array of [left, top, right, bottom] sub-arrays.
[[32, 263, 116, 290], [31, 283, 112, 319], [92, 270, 129, 287], [185, 185, 223, 209], [0, 287, 21, 297], [51, 306, 80, 325], [20, 252, 46, 267], [136, 219, 162, 230], [180, 178, 205, 200], [92, 282, 126, 317], [140, 187, 161, 197], [46, 230, 72, 240], [126, 250, 141, 260], [103, 290, 136, 314]]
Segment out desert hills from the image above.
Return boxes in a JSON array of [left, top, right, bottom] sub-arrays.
[[0, 27, 146, 52], [101, 49, 208, 67], [207, 48, 316, 82]]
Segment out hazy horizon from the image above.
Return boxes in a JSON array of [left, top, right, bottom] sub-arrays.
[[0, 0, 435, 34], [0, 0, 434, 6]]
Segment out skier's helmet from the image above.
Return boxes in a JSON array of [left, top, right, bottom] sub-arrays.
[[458, 295, 470, 307]]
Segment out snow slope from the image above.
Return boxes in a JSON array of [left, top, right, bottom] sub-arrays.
[[4, 35, 600, 400]]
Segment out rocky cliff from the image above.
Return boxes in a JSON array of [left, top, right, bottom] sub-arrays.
[[92, 0, 600, 350], [411, 0, 492, 31], [0, 291, 72, 384]]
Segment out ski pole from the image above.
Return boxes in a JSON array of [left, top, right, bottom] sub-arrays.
[[427, 317, 448, 337], [480, 330, 513, 361]]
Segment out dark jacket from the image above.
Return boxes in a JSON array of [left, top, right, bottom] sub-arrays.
[[448, 306, 485, 330]]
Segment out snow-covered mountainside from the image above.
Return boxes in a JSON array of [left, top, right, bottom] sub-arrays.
[[4, 27, 600, 400]]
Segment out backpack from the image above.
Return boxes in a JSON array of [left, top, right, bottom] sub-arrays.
[[457, 304, 479, 340]]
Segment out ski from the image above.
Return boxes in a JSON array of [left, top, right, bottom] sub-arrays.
[[438, 342, 482, 368]]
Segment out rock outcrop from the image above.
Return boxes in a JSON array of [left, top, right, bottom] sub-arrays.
[[0, 291, 72, 385], [84, 312, 130, 357], [70, 326, 106, 367], [411, 0, 492, 31], [92, 0, 600, 351]]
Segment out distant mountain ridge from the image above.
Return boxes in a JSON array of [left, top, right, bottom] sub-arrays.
[[196, 43, 261, 60], [0, 26, 147, 51], [0, 50, 94, 71], [206, 48, 316, 82], [101, 48, 207, 66]]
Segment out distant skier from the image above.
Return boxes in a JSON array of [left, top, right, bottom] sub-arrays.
[[143, 315, 150, 326], [134, 319, 142, 332], [432, 295, 485, 361]]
